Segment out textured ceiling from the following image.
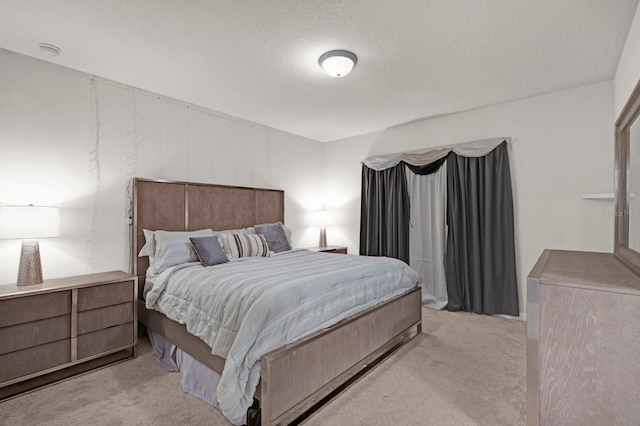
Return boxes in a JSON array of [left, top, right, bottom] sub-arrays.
[[0, 0, 637, 142]]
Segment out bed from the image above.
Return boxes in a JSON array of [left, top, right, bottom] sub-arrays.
[[132, 178, 422, 425]]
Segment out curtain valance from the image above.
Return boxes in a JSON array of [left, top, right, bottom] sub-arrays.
[[362, 137, 510, 171], [360, 138, 518, 316]]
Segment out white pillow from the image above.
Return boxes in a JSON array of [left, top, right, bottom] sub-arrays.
[[138, 229, 156, 259], [151, 229, 214, 274], [283, 225, 293, 246], [212, 227, 256, 236]]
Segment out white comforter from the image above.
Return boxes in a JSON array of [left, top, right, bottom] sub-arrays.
[[145, 249, 419, 425]]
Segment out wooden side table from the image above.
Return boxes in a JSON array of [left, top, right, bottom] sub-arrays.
[[306, 246, 348, 254]]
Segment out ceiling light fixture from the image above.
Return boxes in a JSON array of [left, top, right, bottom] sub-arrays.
[[38, 43, 61, 57], [319, 50, 357, 78]]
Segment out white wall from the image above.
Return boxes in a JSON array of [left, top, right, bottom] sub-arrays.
[[325, 82, 615, 314], [0, 47, 618, 317], [0, 50, 324, 285], [614, 2, 640, 117]]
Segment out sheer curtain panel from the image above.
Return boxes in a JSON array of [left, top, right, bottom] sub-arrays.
[[406, 163, 448, 309]]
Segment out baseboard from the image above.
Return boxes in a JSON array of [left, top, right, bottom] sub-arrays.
[[494, 312, 526, 322]]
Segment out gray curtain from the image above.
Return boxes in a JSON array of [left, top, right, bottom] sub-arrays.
[[360, 163, 410, 264], [445, 142, 519, 315]]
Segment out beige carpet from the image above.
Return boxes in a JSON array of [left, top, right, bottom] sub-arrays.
[[0, 309, 525, 426]]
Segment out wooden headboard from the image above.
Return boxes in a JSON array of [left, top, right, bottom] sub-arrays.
[[132, 178, 284, 291]]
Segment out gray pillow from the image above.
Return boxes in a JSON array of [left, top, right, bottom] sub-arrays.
[[254, 222, 292, 253], [189, 236, 229, 266]]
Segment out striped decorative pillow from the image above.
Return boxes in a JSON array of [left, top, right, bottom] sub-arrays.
[[217, 233, 270, 259]]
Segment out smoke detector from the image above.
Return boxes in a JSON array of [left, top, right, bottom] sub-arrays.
[[38, 43, 61, 57]]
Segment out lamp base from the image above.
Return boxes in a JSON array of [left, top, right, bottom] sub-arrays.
[[319, 227, 327, 248], [17, 239, 43, 286]]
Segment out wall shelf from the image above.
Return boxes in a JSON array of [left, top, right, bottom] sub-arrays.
[[581, 192, 635, 200]]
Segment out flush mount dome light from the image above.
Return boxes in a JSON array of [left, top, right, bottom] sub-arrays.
[[38, 43, 61, 57], [319, 50, 357, 77]]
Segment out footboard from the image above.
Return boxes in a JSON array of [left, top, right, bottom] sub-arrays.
[[260, 286, 422, 425]]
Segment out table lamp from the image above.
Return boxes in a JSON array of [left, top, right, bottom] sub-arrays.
[[315, 210, 333, 248], [0, 205, 60, 285]]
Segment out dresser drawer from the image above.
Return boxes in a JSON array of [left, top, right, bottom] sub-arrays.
[[0, 339, 71, 383], [77, 323, 134, 359], [77, 281, 134, 311], [0, 315, 71, 355], [77, 303, 134, 335], [0, 291, 71, 328]]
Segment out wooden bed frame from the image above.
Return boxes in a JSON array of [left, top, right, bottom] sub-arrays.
[[132, 178, 422, 425]]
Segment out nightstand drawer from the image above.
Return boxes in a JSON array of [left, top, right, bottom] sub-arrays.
[[77, 322, 134, 359], [323, 247, 347, 254], [307, 246, 348, 254], [0, 291, 71, 328], [77, 303, 134, 335], [78, 281, 134, 311], [0, 339, 71, 383], [0, 315, 71, 355]]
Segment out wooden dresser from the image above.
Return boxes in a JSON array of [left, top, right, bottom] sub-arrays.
[[0, 271, 137, 398], [527, 250, 640, 425]]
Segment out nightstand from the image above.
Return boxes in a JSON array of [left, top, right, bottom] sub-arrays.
[[0, 271, 137, 399], [307, 246, 348, 254]]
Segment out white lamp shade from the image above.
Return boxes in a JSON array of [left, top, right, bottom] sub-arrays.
[[319, 50, 357, 78], [0, 205, 60, 239], [313, 210, 334, 227]]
